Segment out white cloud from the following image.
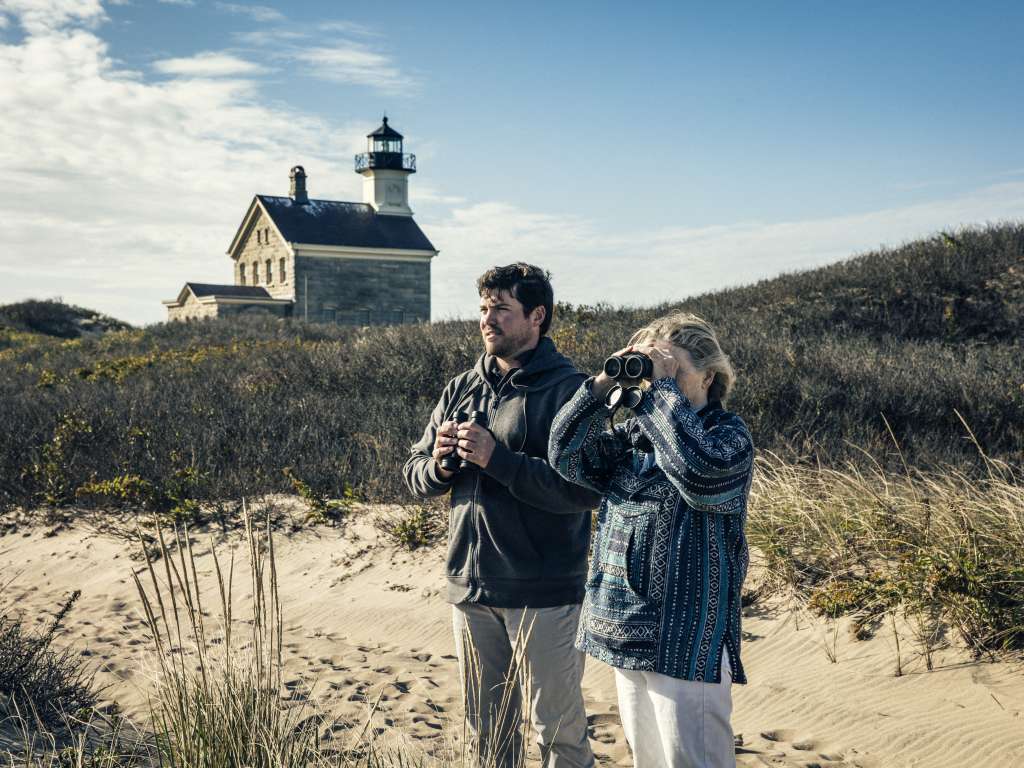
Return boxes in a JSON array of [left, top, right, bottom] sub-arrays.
[[0, 3, 367, 324], [157, 0, 196, 6], [214, 2, 282, 23], [0, 0, 105, 33], [296, 44, 412, 92], [317, 20, 378, 37], [154, 51, 268, 77], [423, 184, 1024, 321]]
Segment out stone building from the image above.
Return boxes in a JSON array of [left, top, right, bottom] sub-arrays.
[[164, 118, 438, 324]]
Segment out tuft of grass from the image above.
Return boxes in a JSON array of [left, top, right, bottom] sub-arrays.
[[376, 506, 445, 551], [748, 452, 1024, 655], [0, 589, 100, 728]]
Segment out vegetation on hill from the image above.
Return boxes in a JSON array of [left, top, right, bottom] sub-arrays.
[[0, 299, 131, 342], [1, 223, 1020, 517]]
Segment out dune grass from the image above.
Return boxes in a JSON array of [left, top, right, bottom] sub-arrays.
[[3, 504, 535, 767], [748, 450, 1024, 658]]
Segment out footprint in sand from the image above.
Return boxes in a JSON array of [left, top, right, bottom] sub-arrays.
[[586, 712, 621, 745], [734, 730, 860, 767]]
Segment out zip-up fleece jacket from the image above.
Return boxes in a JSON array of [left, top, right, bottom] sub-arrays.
[[403, 336, 601, 608]]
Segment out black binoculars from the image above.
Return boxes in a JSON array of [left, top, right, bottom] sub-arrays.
[[440, 410, 488, 473], [604, 384, 644, 411], [603, 352, 653, 381]]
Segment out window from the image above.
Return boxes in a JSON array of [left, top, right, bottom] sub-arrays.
[[239, 263, 246, 285], [253, 261, 259, 283], [279, 258, 286, 283], [256, 229, 262, 245], [266, 259, 272, 283]]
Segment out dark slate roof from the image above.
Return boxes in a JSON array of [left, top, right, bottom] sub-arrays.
[[257, 196, 436, 252], [368, 116, 403, 140], [187, 283, 273, 299]]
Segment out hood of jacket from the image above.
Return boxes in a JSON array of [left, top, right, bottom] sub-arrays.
[[472, 335, 581, 395]]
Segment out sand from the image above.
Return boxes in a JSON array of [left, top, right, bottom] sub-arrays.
[[1, 500, 1022, 767]]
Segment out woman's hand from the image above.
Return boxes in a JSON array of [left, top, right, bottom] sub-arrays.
[[632, 343, 678, 381]]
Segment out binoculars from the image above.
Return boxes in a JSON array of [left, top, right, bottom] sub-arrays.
[[440, 410, 488, 473], [602, 352, 653, 411], [603, 352, 653, 381], [604, 383, 644, 410]]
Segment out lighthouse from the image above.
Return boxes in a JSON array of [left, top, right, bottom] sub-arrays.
[[355, 116, 417, 216], [164, 116, 436, 325]]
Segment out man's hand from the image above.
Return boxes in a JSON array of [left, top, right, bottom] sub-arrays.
[[432, 420, 459, 478], [456, 421, 496, 469]]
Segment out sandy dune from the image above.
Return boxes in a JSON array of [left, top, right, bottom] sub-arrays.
[[1, 501, 1022, 766]]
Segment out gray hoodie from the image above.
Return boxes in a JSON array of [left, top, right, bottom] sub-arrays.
[[403, 336, 601, 607]]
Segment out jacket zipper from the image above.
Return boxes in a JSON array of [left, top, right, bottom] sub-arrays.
[[471, 471, 481, 595], [471, 388, 501, 597]]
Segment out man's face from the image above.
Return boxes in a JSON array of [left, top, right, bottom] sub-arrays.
[[479, 289, 542, 359]]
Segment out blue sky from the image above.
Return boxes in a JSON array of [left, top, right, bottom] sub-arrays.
[[1, 0, 1023, 324]]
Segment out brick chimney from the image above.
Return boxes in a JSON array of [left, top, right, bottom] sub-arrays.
[[289, 166, 308, 205]]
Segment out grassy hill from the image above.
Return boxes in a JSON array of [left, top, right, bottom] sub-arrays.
[[0, 223, 1021, 513], [0, 299, 132, 342]]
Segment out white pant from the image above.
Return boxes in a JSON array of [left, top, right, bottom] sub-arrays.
[[614, 654, 734, 768]]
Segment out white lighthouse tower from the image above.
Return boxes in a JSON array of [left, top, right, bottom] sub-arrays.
[[355, 116, 416, 216]]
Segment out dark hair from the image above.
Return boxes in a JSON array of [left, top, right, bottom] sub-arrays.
[[476, 263, 554, 335]]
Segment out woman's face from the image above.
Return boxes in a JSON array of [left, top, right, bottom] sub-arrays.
[[650, 340, 713, 409]]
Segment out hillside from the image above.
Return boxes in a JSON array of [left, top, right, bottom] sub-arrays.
[[0, 223, 1021, 513], [0, 299, 131, 342]]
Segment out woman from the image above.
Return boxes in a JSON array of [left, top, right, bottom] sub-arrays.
[[548, 312, 754, 768]]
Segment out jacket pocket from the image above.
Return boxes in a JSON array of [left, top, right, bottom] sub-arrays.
[[584, 511, 659, 656]]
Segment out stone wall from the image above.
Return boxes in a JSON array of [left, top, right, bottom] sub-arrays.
[[218, 302, 291, 319], [293, 255, 430, 325], [235, 209, 294, 300], [167, 295, 292, 322], [166, 292, 218, 322]]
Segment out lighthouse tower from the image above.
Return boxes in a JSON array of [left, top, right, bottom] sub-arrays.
[[355, 116, 416, 216]]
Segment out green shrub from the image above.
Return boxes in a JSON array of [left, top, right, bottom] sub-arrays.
[[377, 506, 445, 550]]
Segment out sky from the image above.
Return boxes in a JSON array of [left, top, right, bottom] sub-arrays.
[[1, 0, 1023, 325]]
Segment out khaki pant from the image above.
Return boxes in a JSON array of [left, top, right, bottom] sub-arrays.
[[614, 654, 734, 768], [452, 603, 595, 768]]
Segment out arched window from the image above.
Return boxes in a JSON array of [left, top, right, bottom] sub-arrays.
[[239, 263, 246, 285], [266, 258, 272, 283], [279, 257, 286, 283], [253, 261, 260, 283]]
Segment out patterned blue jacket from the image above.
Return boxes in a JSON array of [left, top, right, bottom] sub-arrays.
[[548, 377, 754, 684]]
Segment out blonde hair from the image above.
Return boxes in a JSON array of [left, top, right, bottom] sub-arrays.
[[629, 312, 736, 402]]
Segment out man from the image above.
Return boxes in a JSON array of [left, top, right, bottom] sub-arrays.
[[403, 263, 600, 768]]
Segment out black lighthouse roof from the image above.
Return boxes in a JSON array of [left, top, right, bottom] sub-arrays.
[[367, 116, 403, 140]]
